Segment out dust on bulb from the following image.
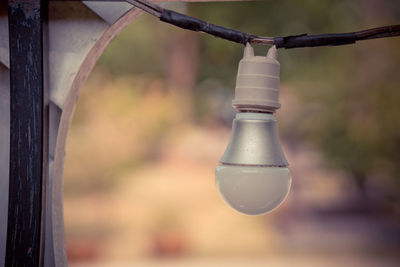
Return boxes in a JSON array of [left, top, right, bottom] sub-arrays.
[[215, 165, 291, 215]]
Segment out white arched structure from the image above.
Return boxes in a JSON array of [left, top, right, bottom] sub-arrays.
[[0, 1, 241, 266]]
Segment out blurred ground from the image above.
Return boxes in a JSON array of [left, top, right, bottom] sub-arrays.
[[71, 256, 400, 267], [64, 71, 399, 266]]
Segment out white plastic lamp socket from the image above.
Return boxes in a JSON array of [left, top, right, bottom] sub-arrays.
[[215, 44, 291, 215]]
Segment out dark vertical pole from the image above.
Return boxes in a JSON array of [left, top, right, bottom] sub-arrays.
[[6, 0, 45, 266]]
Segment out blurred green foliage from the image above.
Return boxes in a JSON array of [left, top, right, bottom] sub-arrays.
[[97, 0, 400, 203]]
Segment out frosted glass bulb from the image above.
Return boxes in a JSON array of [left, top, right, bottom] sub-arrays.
[[215, 165, 291, 215]]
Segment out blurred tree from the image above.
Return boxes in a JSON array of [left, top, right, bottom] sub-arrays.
[[273, 0, 400, 212], [163, 3, 200, 122]]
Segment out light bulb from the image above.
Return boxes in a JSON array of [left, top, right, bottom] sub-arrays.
[[215, 112, 291, 215], [215, 44, 291, 215]]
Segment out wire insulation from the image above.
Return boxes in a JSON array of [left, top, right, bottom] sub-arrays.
[[126, 0, 400, 49]]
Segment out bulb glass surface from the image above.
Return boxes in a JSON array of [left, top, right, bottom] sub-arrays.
[[215, 165, 291, 215]]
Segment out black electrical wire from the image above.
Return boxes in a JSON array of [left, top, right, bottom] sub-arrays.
[[160, 9, 258, 45], [126, 0, 400, 49], [273, 25, 400, 49]]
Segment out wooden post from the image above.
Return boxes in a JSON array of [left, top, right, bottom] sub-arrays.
[[6, 1, 45, 266]]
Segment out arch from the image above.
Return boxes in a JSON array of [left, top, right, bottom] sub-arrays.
[[45, 3, 143, 265], [0, 1, 242, 266]]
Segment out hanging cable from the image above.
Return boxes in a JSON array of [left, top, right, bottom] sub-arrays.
[[126, 0, 400, 49]]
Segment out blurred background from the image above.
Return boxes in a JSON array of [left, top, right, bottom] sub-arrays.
[[65, 0, 400, 266]]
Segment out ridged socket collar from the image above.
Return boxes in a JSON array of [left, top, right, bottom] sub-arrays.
[[232, 44, 280, 113]]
